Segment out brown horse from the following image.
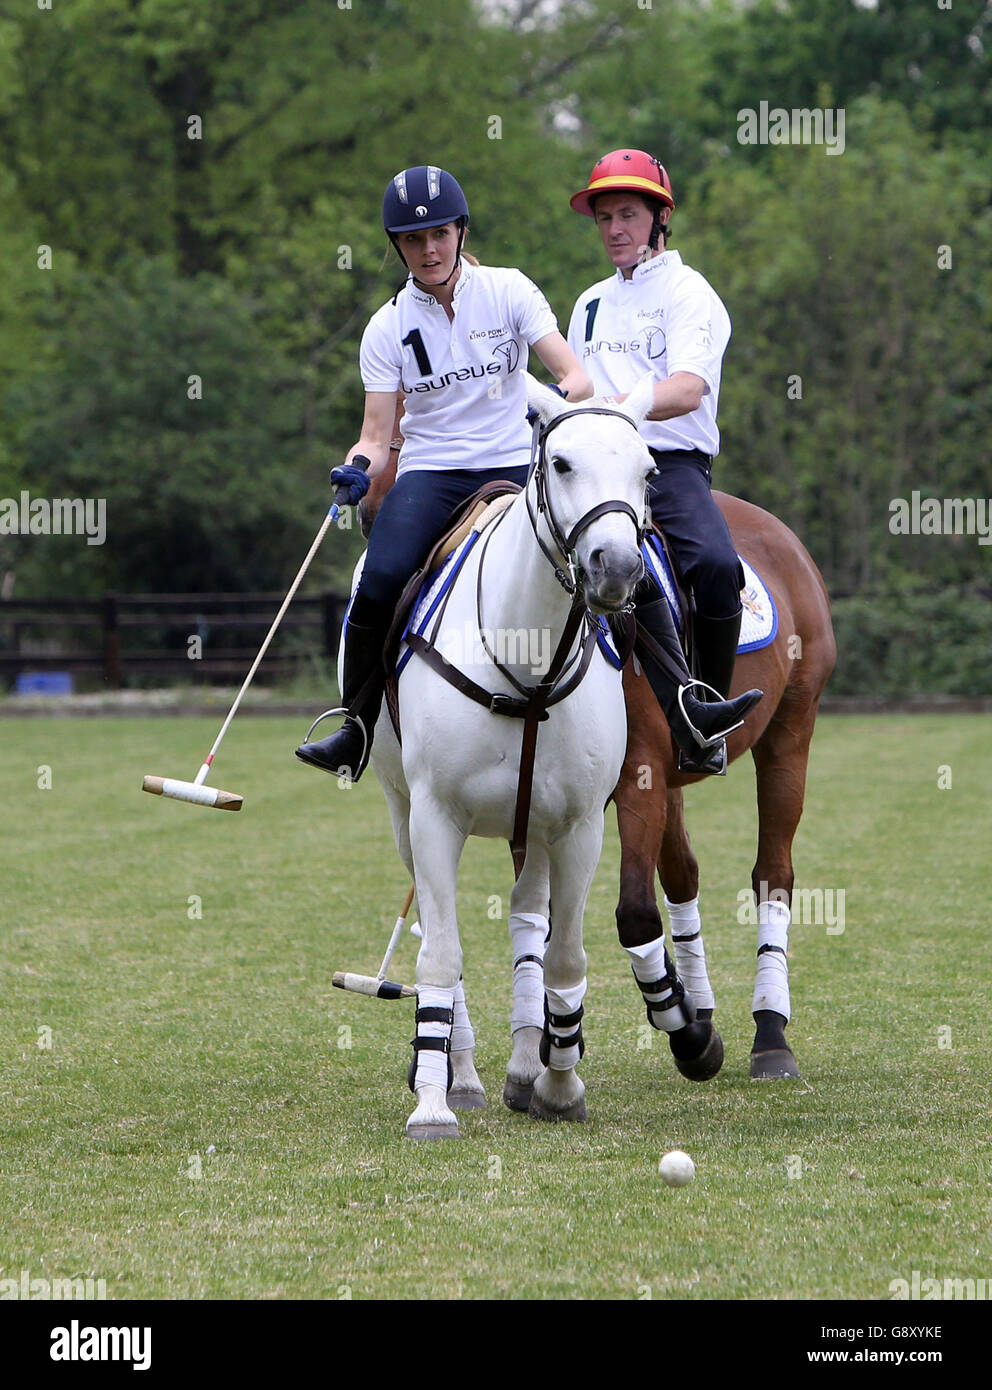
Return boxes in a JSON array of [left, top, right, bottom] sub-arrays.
[[615, 493, 836, 1081]]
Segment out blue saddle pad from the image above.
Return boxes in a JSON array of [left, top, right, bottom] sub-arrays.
[[594, 534, 777, 667]]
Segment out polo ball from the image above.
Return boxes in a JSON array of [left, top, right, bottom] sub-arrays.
[[658, 1149, 695, 1186]]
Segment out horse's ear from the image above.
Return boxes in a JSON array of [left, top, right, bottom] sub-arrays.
[[525, 372, 569, 425], [619, 373, 656, 427]]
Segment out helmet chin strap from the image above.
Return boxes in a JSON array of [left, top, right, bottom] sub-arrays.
[[648, 204, 667, 251], [391, 220, 467, 290]]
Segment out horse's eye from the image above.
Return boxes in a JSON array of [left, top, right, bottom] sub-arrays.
[[552, 455, 571, 475]]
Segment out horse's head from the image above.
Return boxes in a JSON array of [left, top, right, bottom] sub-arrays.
[[524, 373, 657, 614]]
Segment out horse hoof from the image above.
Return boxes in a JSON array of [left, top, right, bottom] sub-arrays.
[[527, 1094, 587, 1123], [749, 1048, 800, 1080], [502, 1078, 534, 1112], [406, 1122, 462, 1141], [674, 1026, 724, 1082], [447, 1086, 487, 1111]]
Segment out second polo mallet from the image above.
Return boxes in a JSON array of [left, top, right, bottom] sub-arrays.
[[332, 883, 417, 999], [141, 457, 370, 811]]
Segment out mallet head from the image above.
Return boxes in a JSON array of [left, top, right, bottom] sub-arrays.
[[332, 971, 415, 999], [142, 776, 243, 811]]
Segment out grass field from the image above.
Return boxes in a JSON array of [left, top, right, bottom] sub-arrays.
[[1, 714, 989, 1301]]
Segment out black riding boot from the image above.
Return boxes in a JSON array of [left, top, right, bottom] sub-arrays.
[[635, 597, 763, 776], [692, 609, 746, 702], [294, 594, 394, 781]]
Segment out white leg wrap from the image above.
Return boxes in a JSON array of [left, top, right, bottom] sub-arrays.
[[509, 912, 547, 1033], [665, 896, 716, 1012], [625, 936, 692, 1032], [413, 985, 454, 1092], [544, 980, 586, 1071], [451, 979, 475, 1053], [752, 900, 792, 1021]]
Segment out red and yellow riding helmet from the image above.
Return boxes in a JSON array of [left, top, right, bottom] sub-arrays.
[[570, 148, 675, 217]]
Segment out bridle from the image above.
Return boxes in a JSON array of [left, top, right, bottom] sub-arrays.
[[525, 406, 651, 598]]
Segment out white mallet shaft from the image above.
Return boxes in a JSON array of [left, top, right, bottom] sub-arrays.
[[377, 883, 416, 978], [141, 460, 369, 812], [141, 510, 336, 811], [194, 501, 343, 786]]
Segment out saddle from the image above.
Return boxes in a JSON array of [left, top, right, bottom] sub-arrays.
[[382, 480, 523, 736]]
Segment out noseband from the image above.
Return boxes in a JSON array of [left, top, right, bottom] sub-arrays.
[[526, 407, 649, 596]]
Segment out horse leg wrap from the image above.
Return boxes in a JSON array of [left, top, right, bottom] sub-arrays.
[[539, 981, 586, 1071], [665, 896, 716, 1012], [451, 979, 475, 1053], [625, 937, 696, 1032], [408, 986, 455, 1093], [509, 913, 547, 1033], [752, 899, 792, 1021]]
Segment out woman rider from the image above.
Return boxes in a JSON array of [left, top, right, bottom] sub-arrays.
[[295, 165, 591, 781], [296, 163, 759, 783]]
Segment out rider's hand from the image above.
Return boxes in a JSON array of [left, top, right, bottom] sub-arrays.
[[330, 463, 372, 507]]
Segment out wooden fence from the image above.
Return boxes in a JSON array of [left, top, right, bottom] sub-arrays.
[[0, 592, 348, 687]]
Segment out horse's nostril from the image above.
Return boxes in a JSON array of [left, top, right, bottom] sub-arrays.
[[588, 548, 604, 572]]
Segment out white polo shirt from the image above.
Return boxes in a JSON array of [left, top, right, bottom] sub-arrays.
[[567, 250, 731, 456], [360, 259, 558, 474]]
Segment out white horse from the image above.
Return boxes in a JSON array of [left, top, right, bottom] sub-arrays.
[[368, 374, 657, 1139]]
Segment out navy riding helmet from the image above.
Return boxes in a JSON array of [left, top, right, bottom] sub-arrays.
[[383, 166, 469, 281]]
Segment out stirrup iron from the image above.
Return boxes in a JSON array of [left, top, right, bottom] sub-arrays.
[[676, 680, 744, 747], [302, 707, 369, 772]]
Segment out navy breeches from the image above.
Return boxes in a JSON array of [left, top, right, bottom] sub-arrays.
[[647, 448, 743, 620], [358, 465, 530, 608]]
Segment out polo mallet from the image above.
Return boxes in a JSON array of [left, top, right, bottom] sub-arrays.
[[332, 883, 417, 999], [141, 457, 370, 812]]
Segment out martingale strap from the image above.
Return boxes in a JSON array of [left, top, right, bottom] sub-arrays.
[[509, 599, 588, 880]]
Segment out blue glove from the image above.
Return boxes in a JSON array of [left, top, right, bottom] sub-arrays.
[[330, 463, 372, 507]]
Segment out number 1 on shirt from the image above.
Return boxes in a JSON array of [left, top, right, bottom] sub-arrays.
[[402, 328, 433, 377]]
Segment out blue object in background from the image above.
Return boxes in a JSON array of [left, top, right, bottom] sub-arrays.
[[16, 672, 74, 695]]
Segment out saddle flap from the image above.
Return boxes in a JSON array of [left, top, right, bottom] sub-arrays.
[[382, 480, 522, 740]]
